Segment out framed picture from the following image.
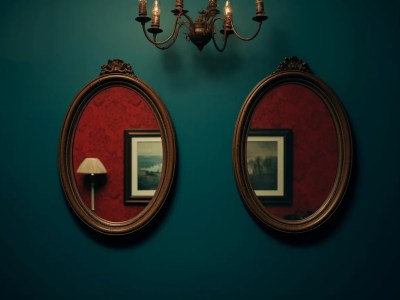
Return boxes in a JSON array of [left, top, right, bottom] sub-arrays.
[[247, 129, 293, 204], [124, 130, 163, 204]]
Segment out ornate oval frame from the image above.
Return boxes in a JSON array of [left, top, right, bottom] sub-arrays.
[[233, 57, 352, 233], [59, 59, 176, 235]]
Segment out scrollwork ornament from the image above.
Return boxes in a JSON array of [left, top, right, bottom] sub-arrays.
[[274, 56, 311, 74], [100, 59, 136, 77]]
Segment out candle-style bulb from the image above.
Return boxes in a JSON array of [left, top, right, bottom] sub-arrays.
[[255, 0, 265, 15], [152, 0, 161, 16], [151, 0, 161, 28], [175, 0, 183, 10], [139, 0, 147, 16], [224, 0, 233, 16]]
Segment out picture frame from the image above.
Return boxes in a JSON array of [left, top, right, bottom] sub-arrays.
[[124, 130, 163, 204], [247, 129, 293, 205]]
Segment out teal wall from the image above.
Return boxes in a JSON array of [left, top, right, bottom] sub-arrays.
[[1, 0, 399, 299]]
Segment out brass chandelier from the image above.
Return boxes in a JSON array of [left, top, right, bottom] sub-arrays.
[[135, 0, 268, 51]]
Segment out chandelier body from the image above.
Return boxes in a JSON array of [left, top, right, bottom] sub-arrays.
[[135, 0, 268, 52]]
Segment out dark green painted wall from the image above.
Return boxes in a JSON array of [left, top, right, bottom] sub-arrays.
[[1, 0, 399, 299]]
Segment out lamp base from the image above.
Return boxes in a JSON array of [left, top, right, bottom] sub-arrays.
[[91, 181, 95, 211]]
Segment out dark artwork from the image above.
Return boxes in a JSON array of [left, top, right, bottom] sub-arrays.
[[247, 141, 278, 190], [137, 141, 162, 190]]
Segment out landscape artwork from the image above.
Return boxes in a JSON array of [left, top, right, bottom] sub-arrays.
[[137, 141, 163, 191], [247, 129, 292, 204], [247, 140, 278, 191], [124, 130, 163, 204]]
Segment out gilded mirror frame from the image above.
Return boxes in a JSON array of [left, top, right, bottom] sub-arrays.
[[59, 59, 176, 235], [233, 57, 352, 233]]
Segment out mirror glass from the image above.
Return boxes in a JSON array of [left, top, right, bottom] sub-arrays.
[[59, 59, 176, 234], [248, 83, 338, 220], [73, 85, 160, 222]]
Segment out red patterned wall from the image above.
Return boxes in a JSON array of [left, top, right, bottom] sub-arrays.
[[250, 84, 338, 219], [73, 86, 159, 222]]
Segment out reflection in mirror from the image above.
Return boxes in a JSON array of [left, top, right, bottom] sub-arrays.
[[233, 57, 352, 233], [124, 130, 163, 205], [76, 157, 108, 211], [59, 59, 176, 235], [250, 83, 338, 220], [72, 84, 160, 222], [247, 129, 293, 205]]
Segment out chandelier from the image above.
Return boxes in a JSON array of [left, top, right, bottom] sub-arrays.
[[135, 0, 268, 51]]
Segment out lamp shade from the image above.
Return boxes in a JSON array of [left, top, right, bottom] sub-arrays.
[[77, 158, 107, 175]]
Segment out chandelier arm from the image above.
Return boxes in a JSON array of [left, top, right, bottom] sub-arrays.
[[180, 11, 195, 26], [136, 6, 265, 51], [231, 20, 263, 42], [154, 22, 186, 50], [214, 29, 225, 43], [210, 17, 228, 52], [211, 30, 228, 52], [212, 35, 228, 52], [141, 13, 185, 46], [208, 14, 218, 24]]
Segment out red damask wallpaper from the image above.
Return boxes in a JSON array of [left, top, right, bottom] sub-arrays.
[[73, 86, 159, 222], [250, 84, 339, 219]]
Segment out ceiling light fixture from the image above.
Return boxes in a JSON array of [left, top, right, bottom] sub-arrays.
[[135, 0, 268, 51]]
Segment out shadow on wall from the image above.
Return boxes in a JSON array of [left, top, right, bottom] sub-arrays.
[[160, 41, 243, 78], [61, 165, 179, 249]]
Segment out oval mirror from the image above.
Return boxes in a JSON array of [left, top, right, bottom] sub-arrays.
[[59, 59, 176, 235], [233, 57, 352, 233]]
